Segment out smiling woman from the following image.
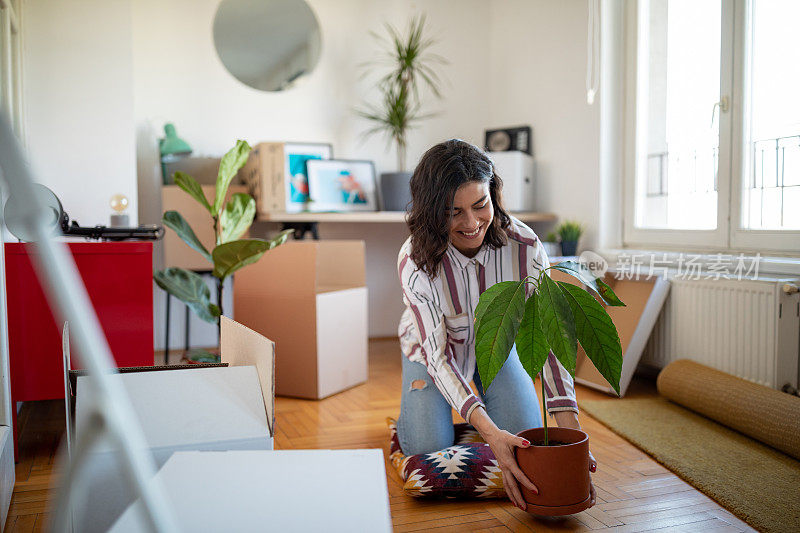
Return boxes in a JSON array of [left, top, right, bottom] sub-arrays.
[[396, 139, 596, 511]]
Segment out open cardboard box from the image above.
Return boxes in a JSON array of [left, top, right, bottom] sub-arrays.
[[72, 317, 274, 532], [234, 240, 368, 399], [550, 269, 670, 396]]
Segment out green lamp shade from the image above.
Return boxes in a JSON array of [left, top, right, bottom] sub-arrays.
[[160, 123, 192, 161]]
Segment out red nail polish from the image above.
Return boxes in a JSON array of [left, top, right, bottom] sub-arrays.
[[522, 439, 530, 447], [590, 465, 596, 472]]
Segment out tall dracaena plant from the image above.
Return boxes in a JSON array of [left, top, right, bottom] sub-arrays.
[[358, 14, 447, 171], [475, 261, 626, 445], [153, 140, 291, 343]]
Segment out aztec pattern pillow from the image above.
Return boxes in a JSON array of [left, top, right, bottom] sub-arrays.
[[386, 417, 505, 498]]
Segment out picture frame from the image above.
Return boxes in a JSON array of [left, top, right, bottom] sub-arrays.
[[305, 159, 378, 212], [283, 142, 333, 213]]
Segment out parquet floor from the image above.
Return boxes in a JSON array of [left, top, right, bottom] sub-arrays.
[[5, 338, 755, 532]]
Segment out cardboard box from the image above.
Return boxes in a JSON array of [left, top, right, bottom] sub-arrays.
[[234, 240, 368, 399], [161, 184, 248, 270], [239, 141, 286, 217], [73, 319, 275, 532], [110, 450, 392, 532], [550, 269, 669, 396]]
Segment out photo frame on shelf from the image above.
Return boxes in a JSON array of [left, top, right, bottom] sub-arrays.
[[306, 159, 378, 212], [283, 143, 333, 213]]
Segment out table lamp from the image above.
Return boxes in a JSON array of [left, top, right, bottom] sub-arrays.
[[159, 123, 192, 184]]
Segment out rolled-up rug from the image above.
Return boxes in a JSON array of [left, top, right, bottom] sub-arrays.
[[657, 359, 800, 460]]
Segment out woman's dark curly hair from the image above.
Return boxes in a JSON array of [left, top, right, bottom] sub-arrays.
[[406, 139, 511, 276]]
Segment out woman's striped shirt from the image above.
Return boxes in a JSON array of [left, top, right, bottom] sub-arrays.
[[397, 217, 579, 424]]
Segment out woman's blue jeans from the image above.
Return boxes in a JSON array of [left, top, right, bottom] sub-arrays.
[[397, 345, 543, 456]]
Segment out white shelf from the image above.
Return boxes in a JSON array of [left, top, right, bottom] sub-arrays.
[[258, 211, 557, 224]]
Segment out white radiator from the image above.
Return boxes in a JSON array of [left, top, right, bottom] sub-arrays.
[[641, 277, 800, 390]]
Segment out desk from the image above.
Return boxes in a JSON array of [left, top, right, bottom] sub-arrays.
[[258, 211, 557, 238]]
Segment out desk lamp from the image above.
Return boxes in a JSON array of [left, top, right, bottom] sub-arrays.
[[159, 123, 192, 184]]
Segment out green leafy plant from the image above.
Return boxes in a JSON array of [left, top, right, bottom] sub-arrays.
[[545, 231, 559, 243], [154, 140, 291, 355], [557, 221, 583, 242], [357, 14, 447, 171], [474, 261, 625, 445]]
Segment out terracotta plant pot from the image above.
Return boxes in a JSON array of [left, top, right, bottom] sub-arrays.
[[514, 427, 592, 515]]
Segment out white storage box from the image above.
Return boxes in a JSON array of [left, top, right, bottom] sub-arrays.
[[73, 317, 275, 532], [110, 450, 392, 533]]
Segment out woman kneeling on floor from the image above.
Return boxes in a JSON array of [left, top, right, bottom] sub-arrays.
[[396, 139, 596, 510]]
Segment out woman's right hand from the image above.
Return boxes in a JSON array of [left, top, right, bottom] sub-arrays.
[[470, 407, 538, 510]]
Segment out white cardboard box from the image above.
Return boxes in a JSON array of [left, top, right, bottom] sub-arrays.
[[74, 365, 273, 532], [110, 450, 392, 533]]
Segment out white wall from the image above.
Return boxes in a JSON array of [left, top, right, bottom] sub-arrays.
[[21, 0, 599, 340], [132, 0, 495, 340], [22, 0, 137, 227], [488, 0, 601, 251]]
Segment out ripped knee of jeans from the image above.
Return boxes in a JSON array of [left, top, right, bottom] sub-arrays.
[[409, 379, 428, 391]]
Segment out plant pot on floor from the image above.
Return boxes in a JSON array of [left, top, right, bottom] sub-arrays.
[[560, 240, 578, 257], [514, 427, 592, 516], [379, 171, 413, 211]]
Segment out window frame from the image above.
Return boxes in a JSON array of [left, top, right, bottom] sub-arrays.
[[623, 0, 800, 255]]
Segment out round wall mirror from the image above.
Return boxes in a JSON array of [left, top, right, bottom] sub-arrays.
[[213, 0, 322, 92]]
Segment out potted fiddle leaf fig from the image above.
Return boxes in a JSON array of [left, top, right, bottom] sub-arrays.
[[475, 260, 625, 515], [154, 140, 291, 361]]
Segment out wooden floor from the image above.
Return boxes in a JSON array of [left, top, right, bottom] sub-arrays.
[[5, 338, 755, 532]]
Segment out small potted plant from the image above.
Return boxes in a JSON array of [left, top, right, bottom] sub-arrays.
[[154, 140, 291, 362], [556, 221, 583, 257], [475, 261, 625, 515]]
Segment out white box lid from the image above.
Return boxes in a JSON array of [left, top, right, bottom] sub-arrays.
[[109, 449, 392, 532]]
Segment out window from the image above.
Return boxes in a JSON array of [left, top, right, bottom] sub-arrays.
[[625, 0, 800, 253], [0, 0, 22, 138]]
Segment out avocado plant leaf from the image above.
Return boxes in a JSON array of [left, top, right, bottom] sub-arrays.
[[597, 278, 625, 307], [474, 280, 526, 390], [212, 230, 291, 279], [153, 267, 220, 323], [514, 292, 551, 382], [162, 210, 212, 263], [550, 260, 625, 307], [173, 171, 212, 214], [220, 193, 256, 244], [474, 280, 513, 331], [214, 140, 251, 213], [536, 275, 577, 375], [557, 282, 623, 394]]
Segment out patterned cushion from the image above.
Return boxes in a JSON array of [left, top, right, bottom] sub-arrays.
[[386, 417, 505, 498]]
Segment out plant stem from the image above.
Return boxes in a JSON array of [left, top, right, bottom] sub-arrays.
[[541, 373, 549, 446], [216, 277, 223, 345], [397, 138, 406, 172]]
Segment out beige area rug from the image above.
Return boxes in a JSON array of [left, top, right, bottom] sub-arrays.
[[579, 397, 800, 533]]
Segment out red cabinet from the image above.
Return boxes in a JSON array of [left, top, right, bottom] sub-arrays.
[[4, 242, 154, 402]]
